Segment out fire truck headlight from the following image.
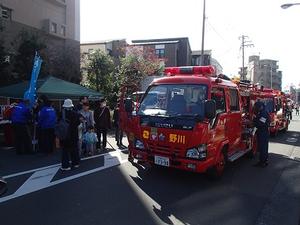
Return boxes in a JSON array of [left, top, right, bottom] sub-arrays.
[[135, 139, 145, 150], [186, 144, 207, 160], [186, 148, 200, 159]]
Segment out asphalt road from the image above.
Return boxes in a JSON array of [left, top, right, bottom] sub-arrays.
[[1, 116, 300, 225]]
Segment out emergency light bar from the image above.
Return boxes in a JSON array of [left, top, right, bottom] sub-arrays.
[[164, 66, 215, 76]]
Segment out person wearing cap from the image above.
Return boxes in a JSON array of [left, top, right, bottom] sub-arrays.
[[38, 97, 56, 154], [94, 98, 111, 151], [253, 101, 270, 167], [11, 98, 32, 154], [59, 99, 81, 170]]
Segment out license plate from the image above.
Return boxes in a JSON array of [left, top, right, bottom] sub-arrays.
[[154, 155, 170, 167]]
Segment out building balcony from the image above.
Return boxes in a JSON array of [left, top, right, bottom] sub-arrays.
[[43, 19, 66, 39], [46, 0, 66, 7]]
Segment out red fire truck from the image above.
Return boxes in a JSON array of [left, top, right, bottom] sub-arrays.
[[120, 66, 257, 177], [237, 82, 289, 136]]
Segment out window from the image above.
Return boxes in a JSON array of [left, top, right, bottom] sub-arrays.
[[60, 25, 66, 36], [51, 22, 57, 33], [229, 89, 240, 111], [155, 49, 165, 58], [1, 6, 12, 20], [155, 44, 165, 58], [138, 84, 207, 119], [211, 87, 226, 113]]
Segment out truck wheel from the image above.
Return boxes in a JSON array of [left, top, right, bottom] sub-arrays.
[[207, 150, 226, 179]]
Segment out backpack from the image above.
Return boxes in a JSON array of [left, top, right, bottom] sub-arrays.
[[55, 110, 70, 141]]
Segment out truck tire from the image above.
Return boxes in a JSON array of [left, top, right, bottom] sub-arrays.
[[206, 149, 226, 179]]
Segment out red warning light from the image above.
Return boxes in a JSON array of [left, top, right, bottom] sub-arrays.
[[193, 66, 215, 75], [164, 67, 181, 76], [164, 66, 215, 76]]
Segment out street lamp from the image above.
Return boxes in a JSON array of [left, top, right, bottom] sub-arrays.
[[281, 3, 300, 9]]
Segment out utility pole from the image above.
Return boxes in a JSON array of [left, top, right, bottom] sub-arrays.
[[270, 67, 272, 89], [200, 0, 206, 66], [239, 35, 254, 80]]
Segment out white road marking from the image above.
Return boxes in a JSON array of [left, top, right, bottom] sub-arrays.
[[14, 167, 60, 196], [0, 150, 128, 203], [3, 149, 127, 179]]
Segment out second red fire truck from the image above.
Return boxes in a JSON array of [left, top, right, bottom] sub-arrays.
[[236, 81, 289, 137]]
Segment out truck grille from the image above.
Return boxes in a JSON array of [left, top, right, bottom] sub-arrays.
[[148, 143, 181, 156]]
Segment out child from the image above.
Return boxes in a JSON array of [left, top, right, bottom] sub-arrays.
[[83, 126, 98, 155]]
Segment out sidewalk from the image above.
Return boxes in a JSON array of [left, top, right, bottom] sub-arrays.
[[0, 134, 128, 177]]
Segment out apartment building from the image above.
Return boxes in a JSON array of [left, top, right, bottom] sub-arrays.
[[131, 37, 192, 67], [247, 55, 282, 90], [0, 0, 80, 82]]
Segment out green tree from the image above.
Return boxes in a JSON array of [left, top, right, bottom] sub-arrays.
[[118, 46, 163, 92], [0, 19, 11, 86], [13, 30, 47, 80], [86, 49, 115, 99], [0, 35, 7, 73]]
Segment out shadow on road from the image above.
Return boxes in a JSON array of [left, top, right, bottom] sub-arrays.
[[128, 152, 300, 225], [269, 130, 300, 147]]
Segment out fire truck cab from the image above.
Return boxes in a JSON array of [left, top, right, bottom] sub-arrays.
[[121, 66, 257, 177]]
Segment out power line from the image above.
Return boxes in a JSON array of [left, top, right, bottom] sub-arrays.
[[239, 35, 254, 80], [206, 20, 228, 43]]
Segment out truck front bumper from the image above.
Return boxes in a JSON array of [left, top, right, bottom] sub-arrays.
[[130, 148, 215, 173]]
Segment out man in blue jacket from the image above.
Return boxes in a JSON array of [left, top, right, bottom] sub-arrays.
[[11, 99, 32, 154], [38, 98, 56, 154], [253, 101, 270, 167]]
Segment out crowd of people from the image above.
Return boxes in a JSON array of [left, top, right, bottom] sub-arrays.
[[7, 95, 124, 171]]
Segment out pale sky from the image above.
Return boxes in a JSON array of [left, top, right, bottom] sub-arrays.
[[80, 0, 300, 90]]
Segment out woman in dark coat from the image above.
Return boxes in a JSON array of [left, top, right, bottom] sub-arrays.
[[60, 99, 81, 170], [94, 98, 111, 150]]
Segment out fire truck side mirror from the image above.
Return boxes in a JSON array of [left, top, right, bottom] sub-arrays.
[[125, 98, 133, 113], [205, 100, 216, 120]]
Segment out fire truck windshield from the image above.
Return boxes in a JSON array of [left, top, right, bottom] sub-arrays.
[[137, 84, 207, 119], [259, 98, 275, 113]]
